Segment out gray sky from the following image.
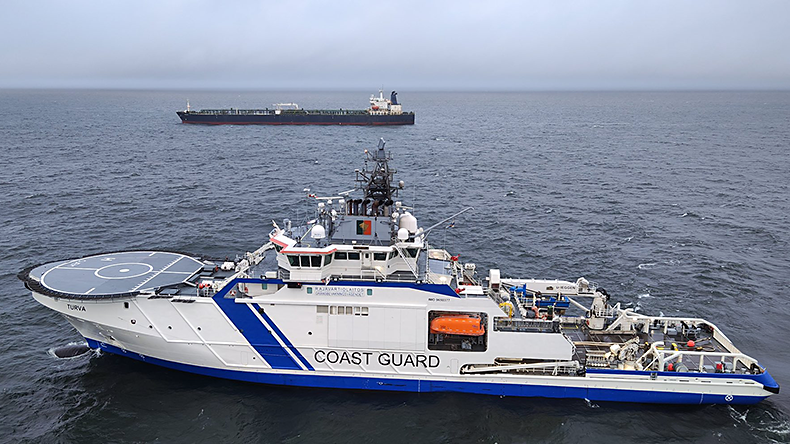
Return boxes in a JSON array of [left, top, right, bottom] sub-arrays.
[[2, 0, 789, 90]]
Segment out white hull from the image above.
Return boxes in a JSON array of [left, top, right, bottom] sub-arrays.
[[34, 290, 774, 405]]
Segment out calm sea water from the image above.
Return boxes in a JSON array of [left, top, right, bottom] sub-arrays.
[[1, 89, 789, 443]]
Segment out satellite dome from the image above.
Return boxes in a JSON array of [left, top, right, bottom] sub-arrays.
[[399, 212, 418, 234], [311, 225, 326, 239]]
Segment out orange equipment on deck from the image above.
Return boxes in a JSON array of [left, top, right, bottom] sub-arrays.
[[429, 315, 485, 336]]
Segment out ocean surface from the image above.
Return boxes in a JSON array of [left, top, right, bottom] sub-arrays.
[[1, 89, 789, 443]]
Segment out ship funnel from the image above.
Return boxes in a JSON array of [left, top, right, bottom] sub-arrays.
[[390, 91, 399, 105]]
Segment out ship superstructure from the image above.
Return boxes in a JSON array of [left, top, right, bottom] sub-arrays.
[[21, 139, 778, 404]]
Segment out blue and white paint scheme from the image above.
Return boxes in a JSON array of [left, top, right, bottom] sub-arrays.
[[21, 139, 779, 405]]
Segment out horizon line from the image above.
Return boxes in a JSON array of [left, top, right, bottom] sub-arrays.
[[2, 86, 789, 94]]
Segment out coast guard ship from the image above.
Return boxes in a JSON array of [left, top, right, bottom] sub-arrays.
[[21, 139, 778, 404]]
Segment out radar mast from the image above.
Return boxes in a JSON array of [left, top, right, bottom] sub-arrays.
[[355, 138, 402, 216]]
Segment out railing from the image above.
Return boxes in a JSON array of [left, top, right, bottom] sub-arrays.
[[463, 361, 581, 376], [19, 264, 142, 300], [604, 311, 740, 354], [636, 342, 760, 374], [593, 303, 619, 318], [277, 268, 420, 283], [494, 317, 560, 333]]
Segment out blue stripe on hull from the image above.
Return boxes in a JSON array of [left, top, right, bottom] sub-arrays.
[[84, 339, 769, 405], [253, 303, 315, 371], [212, 294, 302, 370]]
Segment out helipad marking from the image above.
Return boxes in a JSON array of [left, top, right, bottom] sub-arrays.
[[131, 255, 186, 291], [94, 263, 154, 280], [37, 251, 203, 296], [40, 263, 94, 288]]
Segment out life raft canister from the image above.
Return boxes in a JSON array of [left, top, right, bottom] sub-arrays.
[[429, 315, 485, 336]]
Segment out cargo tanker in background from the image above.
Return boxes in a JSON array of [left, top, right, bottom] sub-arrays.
[[177, 90, 415, 125]]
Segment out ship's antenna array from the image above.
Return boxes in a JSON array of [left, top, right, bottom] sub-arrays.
[[355, 138, 403, 203]]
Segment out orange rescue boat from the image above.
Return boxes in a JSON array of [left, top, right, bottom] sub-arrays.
[[429, 315, 485, 336]]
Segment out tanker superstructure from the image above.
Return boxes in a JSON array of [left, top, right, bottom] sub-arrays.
[[177, 90, 414, 125], [20, 139, 778, 405]]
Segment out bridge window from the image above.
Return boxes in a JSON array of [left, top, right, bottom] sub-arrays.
[[373, 252, 387, 261], [405, 248, 419, 258], [335, 252, 347, 260], [324, 254, 333, 266], [290, 255, 323, 268], [347, 252, 360, 260]]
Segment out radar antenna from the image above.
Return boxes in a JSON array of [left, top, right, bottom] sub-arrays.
[[354, 138, 402, 216]]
